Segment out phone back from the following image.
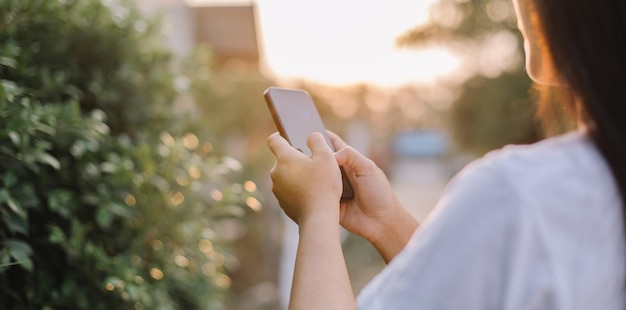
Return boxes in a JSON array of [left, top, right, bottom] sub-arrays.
[[265, 87, 354, 200], [264, 87, 334, 156]]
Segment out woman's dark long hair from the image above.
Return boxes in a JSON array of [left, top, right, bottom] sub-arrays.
[[533, 0, 626, 241]]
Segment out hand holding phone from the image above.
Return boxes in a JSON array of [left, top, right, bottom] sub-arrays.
[[264, 87, 354, 200]]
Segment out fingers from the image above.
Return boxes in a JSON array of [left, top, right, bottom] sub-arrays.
[[268, 131, 335, 161], [327, 130, 348, 150], [267, 132, 294, 159], [268, 132, 331, 162], [335, 146, 376, 172], [326, 131, 377, 173], [307, 132, 333, 159]]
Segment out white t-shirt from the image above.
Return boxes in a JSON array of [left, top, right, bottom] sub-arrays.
[[357, 131, 625, 310]]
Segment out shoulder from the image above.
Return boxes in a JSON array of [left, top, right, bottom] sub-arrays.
[[454, 131, 605, 196], [484, 130, 605, 182], [462, 130, 599, 183], [434, 131, 610, 228], [418, 130, 607, 257], [456, 131, 614, 213]]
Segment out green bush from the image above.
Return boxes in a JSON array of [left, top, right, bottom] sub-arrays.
[[0, 0, 258, 308], [0, 0, 174, 137]]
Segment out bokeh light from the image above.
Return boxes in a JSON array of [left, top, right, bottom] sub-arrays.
[[189, 165, 202, 179], [243, 180, 256, 192], [210, 189, 223, 201], [199, 239, 214, 253], [150, 268, 164, 280], [125, 194, 137, 206], [183, 133, 199, 150], [160, 132, 175, 147], [170, 191, 185, 206], [246, 197, 262, 212]]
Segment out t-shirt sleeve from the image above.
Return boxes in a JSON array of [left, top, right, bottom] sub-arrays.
[[357, 153, 542, 310]]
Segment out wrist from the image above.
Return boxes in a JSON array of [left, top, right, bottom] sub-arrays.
[[299, 200, 341, 231], [366, 204, 418, 263]]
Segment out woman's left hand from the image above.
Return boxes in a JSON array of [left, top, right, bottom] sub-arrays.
[[267, 132, 343, 224]]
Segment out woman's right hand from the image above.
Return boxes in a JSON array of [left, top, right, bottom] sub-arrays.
[[329, 131, 419, 262]]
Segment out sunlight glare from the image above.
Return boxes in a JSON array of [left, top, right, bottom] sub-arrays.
[[254, 0, 452, 86], [185, 0, 454, 86]]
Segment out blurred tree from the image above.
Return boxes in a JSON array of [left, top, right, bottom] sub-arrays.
[[185, 47, 273, 140], [397, 0, 543, 155], [0, 0, 259, 308], [183, 46, 276, 175]]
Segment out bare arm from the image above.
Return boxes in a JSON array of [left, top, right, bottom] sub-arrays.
[[360, 205, 419, 264], [268, 132, 355, 309], [290, 211, 355, 310]]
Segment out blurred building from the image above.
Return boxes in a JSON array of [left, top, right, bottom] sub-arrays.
[[194, 5, 259, 65], [135, 0, 194, 59]]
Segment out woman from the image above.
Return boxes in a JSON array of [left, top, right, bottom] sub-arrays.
[[267, 0, 626, 308]]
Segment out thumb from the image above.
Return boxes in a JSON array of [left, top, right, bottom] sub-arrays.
[[335, 146, 376, 172], [307, 132, 333, 158]]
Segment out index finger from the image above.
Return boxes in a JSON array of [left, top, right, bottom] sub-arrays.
[[327, 130, 348, 150], [307, 132, 334, 159], [267, 132, 294, 159]]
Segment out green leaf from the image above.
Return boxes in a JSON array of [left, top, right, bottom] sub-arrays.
[[0, 261, 21, 269], [48, 225, 66, 244], [4, 239, 34, 272], [0, 188, 27, 218], [0, 57, 17, 68], [3, 172, 18, 188], [107, 202, 133, 218], [48, 190, 75, 218], [96, 208, 114, 228], [100, 162, 117, 173], [36, 153, 61, 170], [35, 123, 56, 136], [0, 80, 18, 98], [0, 188, 8, 204], [2, 210, 28, 235], [4, 240, 32, 255], [8, 131, 20, 145], [6, 196, 25, 217]]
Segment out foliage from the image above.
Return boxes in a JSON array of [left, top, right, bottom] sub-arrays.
[[397, 0, 518, 46], [0, 0, 174, 138], [450, 71, 540, 154], [0, 0, 258, 308], [398, 0, 543, 155]]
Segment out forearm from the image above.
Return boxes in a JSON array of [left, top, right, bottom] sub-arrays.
[[368, 206, 419, 263], [289, 211, 355, 310]]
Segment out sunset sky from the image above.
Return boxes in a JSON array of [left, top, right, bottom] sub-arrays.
[[187, 0, 460, 87]]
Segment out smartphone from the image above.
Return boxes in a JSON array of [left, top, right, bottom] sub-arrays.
[[264, 87, 354, 201]]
